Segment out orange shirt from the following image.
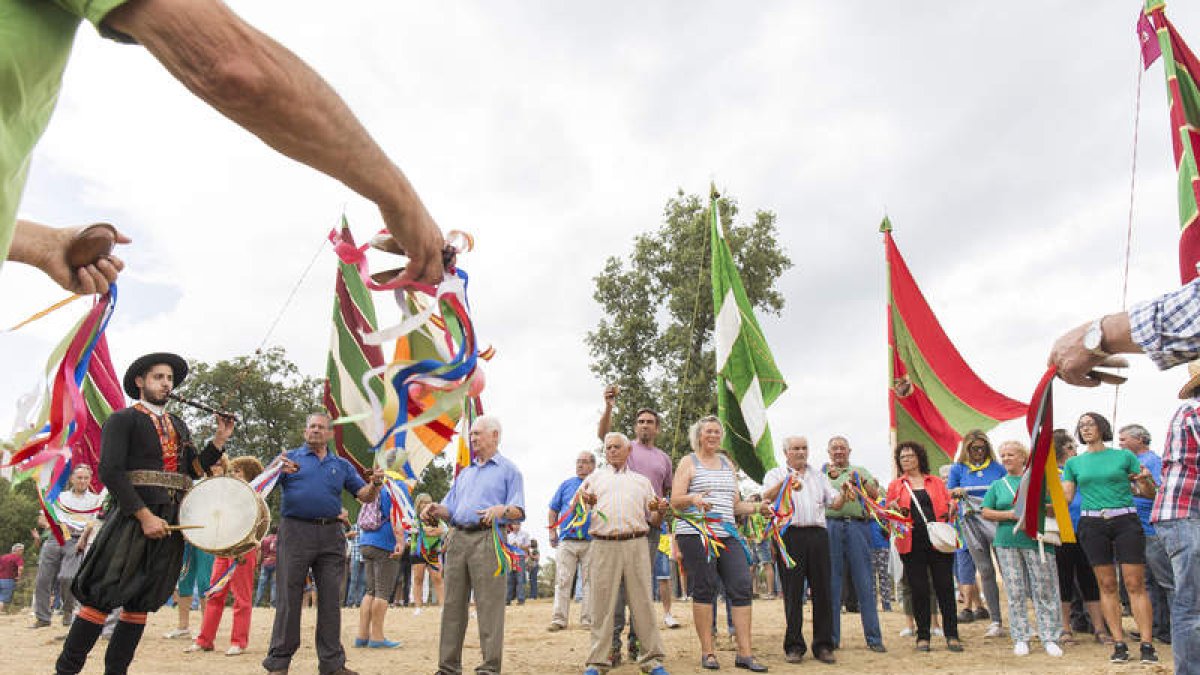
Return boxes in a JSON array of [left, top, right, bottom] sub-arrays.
[[886, 473, 952, 555]]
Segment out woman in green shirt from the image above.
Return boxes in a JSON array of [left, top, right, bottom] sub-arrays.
[[1061, 412, 1157, 664], [981, 440, 1063, 658]]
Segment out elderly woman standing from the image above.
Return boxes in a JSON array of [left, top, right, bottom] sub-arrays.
[[353, 481, 404, 649], [981, 440, 1064, 657], [1062, 412, 1158, 664], [947, 430, 1006, 638], [886, 441, 961, 653], [671, 415, 771, 672]]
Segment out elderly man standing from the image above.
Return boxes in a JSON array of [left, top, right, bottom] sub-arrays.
[[548, 451, 597, 632], [1119, 423, 1175, 644], [763, 436, 848, 664], [32, 464, 102, 629], [597, 387, 676, 662], [823, 436, 887, 653], [262, 413, 386, 675], [580, 433, 670, 675], [423, 415, 525, 675]]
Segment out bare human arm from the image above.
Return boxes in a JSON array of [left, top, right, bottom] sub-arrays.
[[8, 220, 130, 295], [597, 385, 617, 441], [105, 0, 444, 284], [1049, 313, 1141, 387]]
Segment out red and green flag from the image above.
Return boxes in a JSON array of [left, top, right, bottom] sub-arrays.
[[882, 219, 1027, 468], [323, 220, 387, 475], [1144, 1, 1200, 282]]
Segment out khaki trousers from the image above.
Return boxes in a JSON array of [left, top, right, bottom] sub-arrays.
[[438, 528, 508, 675], [552, 539, 592, 627], [587, 538, 665, 672]]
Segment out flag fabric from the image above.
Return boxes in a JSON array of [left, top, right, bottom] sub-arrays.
[[1145, 1, 1200, 282], [710, 190, 786, 482], [1013, 367, 1076, 544], [1140, 9, 1163, 69], [324, 221, 387, 475], [882, 219, 1027, 468]]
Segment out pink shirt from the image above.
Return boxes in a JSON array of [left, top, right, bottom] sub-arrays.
[[625, 441, 673, 498]]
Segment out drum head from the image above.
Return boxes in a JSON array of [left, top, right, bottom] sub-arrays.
[[178, 477, 260, 554]]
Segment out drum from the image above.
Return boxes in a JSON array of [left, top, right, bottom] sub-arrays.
[[178, 476, 271, 557]]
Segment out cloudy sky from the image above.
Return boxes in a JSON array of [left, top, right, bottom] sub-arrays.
[[4, 2, 1200, 553]]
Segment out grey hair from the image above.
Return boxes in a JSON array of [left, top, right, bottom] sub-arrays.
[[688, 415, 723, 452], [1119, 424, 1151, 446], [473, 414, 503, 439], [603, 432, 630, 448]]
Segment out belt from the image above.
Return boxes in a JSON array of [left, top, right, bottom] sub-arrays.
[[452, 522, 491, 533], [285, 515, 342, 526], [127, 470, 192, 492], [592, 531, 648, 541], [829, 515, 865, 522], [1080, 507, 1137, 519]]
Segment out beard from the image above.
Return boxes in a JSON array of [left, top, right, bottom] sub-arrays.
[[143, 390, 170, 406]]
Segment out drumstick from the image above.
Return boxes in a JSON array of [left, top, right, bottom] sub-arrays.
[[166, 524, 205, 531]]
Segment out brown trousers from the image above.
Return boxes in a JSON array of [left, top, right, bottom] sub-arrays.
[[438, 528, 508, 674], [587, 538, 666, 671]]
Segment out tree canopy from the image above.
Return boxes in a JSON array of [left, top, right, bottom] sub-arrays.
[[586, 189, 791, 463]]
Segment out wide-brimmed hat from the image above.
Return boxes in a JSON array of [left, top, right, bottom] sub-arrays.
[[1179, 360, 1200, 399], [123, 352, 188, 399]]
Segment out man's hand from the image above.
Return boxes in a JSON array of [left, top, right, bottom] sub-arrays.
[[279, 455, 300, 474], [580, 490, 598, 507], [10, 221, 130, 295], [369, 467, 387, 485], [477, 505, 507, 525], [136, 510, 170, 540], [603, 385, 618, 408], [420, 503, 442, 525], [827, 466, 842, 480], [757, 501, 773, 517], [549, 532, 560, 548], [1049, 314, 1138, 387], [213, 414, 235, 447], [379, 200, 445, 287], [650, 497, 670, 514]]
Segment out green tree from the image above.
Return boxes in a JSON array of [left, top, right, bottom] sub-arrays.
[[174, 346, 322, 468], [0, 477, 44, 611], [412, 457, 452, 503], [586, 189, 791, 463]]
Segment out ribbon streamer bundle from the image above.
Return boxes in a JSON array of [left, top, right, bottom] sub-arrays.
[[766, 477, 798, 569], [1012, 367, 1076, 545], [672, 509, 728, 562], [490, 521, 523, 576]]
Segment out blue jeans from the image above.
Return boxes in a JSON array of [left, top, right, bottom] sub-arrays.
[[255, 565, 277, 607], [1145, 534, 1175, 639], [827, 518, 883, 647], [1157, 518, 1200, 675], [507, 568, 526, 604], [345, 559, 366, 607]]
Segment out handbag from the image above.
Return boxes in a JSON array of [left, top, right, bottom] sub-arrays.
[[358, 496, 384, 532], [905, 480, 958, 554]]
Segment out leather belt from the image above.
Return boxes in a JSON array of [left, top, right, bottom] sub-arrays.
[[592, 531, 649, 541], [1080, 507, 1137, 519], [452, 522, 491, 533], [286, 516, 342, 525], [829, 515, 866, 522], [127, 470, 192, 492]]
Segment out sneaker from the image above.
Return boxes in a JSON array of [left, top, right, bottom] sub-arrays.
[[163, 628, 192, 640], [647, 668, 669, 675], [1013, 641, 1030, 656], [899, 628, 914, 638], [413, 607, 422, 617], [352, 638, 368, 648], [1140, 642, 1158, 664], [183, 643, 212, 653], [984, 622, 1004, 638], [957, 609, 975, 624], [547, 623, 565, 632], [29, 620, 51, 629], [663, 614, 681, 629], [1044, 642, 1063, 657], [367, 639, 402, 649], [225, 646, 245, 656], [932, 628, 945, 637], [1110, 641, 1129, 663], [973, 607, 990, 621]]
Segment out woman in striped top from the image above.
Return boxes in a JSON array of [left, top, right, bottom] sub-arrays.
[[671, 415, 771, 672]]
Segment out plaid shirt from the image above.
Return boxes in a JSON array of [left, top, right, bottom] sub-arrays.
[[1152, 399, 1200, 522], [1130, 277, 1200, 370], [347, 525, 362, 562]]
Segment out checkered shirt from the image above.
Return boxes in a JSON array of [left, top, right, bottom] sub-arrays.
[[1130, 277, 1200, 370], [1152, 399, 1200, 522]]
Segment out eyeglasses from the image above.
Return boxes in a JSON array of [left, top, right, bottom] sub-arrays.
[[968, 445, 987, 452], [1077, 421, 1098, 429]]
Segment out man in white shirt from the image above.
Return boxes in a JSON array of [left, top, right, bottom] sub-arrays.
[[762, 436, 848, 664], [507, 523, 532, 605], [32, 464, 103, 629]]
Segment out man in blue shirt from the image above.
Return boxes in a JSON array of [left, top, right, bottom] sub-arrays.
[[262, 413, 385, 675], [422, 415, 524, 675], [1118, 424, 1174, 644], [548, 451, 596, 632]]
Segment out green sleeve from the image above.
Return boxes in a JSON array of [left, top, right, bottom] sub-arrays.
[[981, 483, 1000, 510], [51, 0, 136, 42], [1061, 458, 1077, 484], [1125, 451, 1142, 475]]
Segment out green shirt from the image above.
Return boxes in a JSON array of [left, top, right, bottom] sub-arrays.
[[0, 0, 131, 270], [981, 475, 1052, 551], [825, 464, 875, 519], [1062, 447, 1142, 511]]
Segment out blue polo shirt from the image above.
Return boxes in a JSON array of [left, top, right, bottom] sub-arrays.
[[279, 445, 366, 520], [442, 452, 525, 527], [1134, 450, 1163, 536], [550, 475, 589, 540]]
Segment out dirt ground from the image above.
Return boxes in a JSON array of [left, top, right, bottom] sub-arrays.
[[0, 596, 1175, 674]]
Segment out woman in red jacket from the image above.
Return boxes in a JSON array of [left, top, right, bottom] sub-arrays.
[[886, 441, 962, 654]]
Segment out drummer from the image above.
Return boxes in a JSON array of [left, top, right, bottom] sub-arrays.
[[262, 413, 387, 675], [54, 352, 234, 675]]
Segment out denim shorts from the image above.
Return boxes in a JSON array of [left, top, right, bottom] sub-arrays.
[[954, 547, 977, 584], [755, 540, 773, 565], [653, 551, 671, 581]]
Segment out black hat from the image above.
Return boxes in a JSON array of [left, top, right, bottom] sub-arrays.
[[123, 352, 188, 399]]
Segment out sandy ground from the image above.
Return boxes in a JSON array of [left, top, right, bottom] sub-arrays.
[[0, 596, 1175, 674]]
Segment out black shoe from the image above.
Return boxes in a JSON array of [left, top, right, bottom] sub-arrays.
[[734, 655, 768, 672], [784, 651, 803, 664], [868, 643, 888, 653], [957, 609, 974, 624], [1140, 642, 1159, 664], [1110, 642, 1129, 663], [30, 619, 51, 629], [814, 648, 836, 664], [972, 607, 990, 621], [1154, 632, 1173, 645]]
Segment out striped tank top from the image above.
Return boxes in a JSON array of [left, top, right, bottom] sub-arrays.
[[676, 452, 737, 537]]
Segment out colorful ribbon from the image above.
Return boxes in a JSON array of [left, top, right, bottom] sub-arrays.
[[490, 521, 522, 576], [673, 509, 728, 562]]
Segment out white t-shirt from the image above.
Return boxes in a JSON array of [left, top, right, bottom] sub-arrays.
[[507, 529, 531, 559]]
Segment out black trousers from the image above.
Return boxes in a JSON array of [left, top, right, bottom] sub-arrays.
[[900, 544, 958, 641], [780, 526, 833, 656]]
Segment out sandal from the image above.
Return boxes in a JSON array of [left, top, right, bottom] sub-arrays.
[[915, 640, 930, 652], [946, 638, 964, 653], [1061, 631, 1079, 646], [1095, 631, 1114, 646], [701, 653, 720, 670]]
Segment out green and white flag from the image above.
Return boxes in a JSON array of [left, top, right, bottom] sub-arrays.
[[710, 190, 785, 482]]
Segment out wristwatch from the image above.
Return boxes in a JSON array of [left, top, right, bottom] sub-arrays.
[[1083, 317, 1109, 357]]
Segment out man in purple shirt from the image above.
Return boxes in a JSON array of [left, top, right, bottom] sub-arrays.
[[597, 386, 675, 664]]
